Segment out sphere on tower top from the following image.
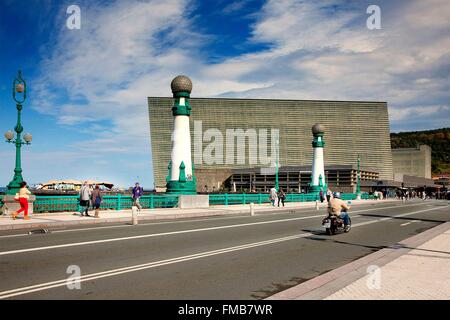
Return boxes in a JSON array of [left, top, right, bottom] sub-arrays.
[[171, 75, 193, 94], [312, 123, 325, 135]]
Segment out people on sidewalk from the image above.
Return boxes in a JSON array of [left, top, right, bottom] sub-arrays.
[[12, 181, 31, 220], [132, 182, 144, 211], [319, 189, 325, 203], [77, 181, 92, 217], [269, 187, 278, 206], [326, 188, 332, 203], [278, 187, 286, 207], [91, 185, 102, 218]]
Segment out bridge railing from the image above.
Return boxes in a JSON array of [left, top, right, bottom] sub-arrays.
[[0, 193, 374, 214], [29, 194, 180, 213]]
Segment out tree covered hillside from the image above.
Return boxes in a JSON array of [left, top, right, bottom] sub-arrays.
[[391, 128, 450, 174]]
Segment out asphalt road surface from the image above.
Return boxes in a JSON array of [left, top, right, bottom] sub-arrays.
[[0, 200, 448, 299]]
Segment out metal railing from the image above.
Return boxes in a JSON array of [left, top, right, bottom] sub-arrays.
[[0, 193, 374, 214], [0, 194, 179, 213], [209, 193, 321, 205]]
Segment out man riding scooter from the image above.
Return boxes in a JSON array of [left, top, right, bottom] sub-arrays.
[[327, 192, 351, 232]]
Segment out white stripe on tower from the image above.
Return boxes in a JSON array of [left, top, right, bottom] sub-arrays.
[[312, 143, 325, 186], [171, 115, 192, 180]]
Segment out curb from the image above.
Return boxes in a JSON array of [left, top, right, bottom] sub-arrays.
[[0, 209, 246, 231], [266, 221, 450, 300]]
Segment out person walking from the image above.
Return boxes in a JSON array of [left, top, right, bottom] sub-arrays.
[[269, 186, 278, 206], [278, 187, 286, 207], [319, 189, 324, 203], [132, 182, 144, 211], [326, 188, 332, 203], [12, 181, 31, 220], [91, 185, 102, 218], [77, 181, 92, 217]]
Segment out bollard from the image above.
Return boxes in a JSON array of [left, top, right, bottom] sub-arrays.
[[315, 200, 319, 211], [250, 202, 255, 216], [132, 206, 138, 225]]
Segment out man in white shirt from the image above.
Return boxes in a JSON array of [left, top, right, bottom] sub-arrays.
[[78, 181, 92, 217], [270, 187, 278, 206]]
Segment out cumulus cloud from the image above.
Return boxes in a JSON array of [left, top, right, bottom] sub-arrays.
[[34, 0, 204, 130], [200, 0, 450, 130], [29, 0, 449, 185], [31, 0, 204, 186], [34, 0, 450, 130]]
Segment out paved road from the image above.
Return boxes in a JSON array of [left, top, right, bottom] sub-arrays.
[[0, 200, 448, 299]]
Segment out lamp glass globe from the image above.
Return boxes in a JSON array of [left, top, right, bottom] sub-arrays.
[[5, 130, 14, 141], [16, 83, 24, 93], [24, 133, 32, 143]]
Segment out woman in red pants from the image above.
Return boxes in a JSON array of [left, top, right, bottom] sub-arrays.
[[12, 181, 31, 220]]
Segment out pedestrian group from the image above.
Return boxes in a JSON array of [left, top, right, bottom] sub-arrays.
[[74, 181, 144, 218]]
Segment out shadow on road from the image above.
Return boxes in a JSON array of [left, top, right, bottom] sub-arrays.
[[300, 233, 450, 256], [357, 213, 447, 224]]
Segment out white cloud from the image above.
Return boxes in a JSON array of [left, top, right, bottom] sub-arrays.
[[28, 0, 205, 186], [27, 0, 450, 186], [222, 0, 248, 14], [199, 0, 450, 130], [33, 0, 199, 149]]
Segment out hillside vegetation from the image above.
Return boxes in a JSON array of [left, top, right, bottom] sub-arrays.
[[391, 128, 450, 174]]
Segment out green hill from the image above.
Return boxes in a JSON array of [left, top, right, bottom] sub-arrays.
[[391, 128, 450, 175]]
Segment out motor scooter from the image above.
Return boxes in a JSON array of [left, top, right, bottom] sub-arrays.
[[322, 201, 352, 235]]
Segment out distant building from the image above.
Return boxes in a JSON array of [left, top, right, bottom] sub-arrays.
[[198, 165, 379, 194], [393, 173, 435, 188], [149, 97, 393, 191], [37, 180, 114, 191], [392, 144, 432, 179]]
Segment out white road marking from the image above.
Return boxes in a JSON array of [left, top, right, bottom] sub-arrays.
[[0, 202, 421, 240], [0, 210, 325, 238], [0, 234, 29, 239], [0, 202, 418, 238], [0, 215, 324, 256], [0, 203, 430, 255], [0, 233, 313, 299], [0, 204, 447, 299], [0, 212, 309, 239], [400, 220, 420, 226], [352, 207, 447, 228]]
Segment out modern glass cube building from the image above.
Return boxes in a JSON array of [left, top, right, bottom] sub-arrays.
[[148, 97, 393, 191]]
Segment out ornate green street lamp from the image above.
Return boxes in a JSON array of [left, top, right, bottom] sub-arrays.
[[4, 70, 32, 195], [275, 136, 279, 191]]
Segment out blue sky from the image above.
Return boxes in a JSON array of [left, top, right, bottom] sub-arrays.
[[0, 0, 449, 188]]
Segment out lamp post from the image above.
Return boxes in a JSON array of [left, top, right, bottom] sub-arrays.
[[4, 70, 32, 195], [275, 136, 279, 191], [356, 154, 361, 199]]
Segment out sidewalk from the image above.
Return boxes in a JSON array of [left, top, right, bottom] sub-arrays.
[[267, 221, 450, 300], [0, 199, 396, 231]]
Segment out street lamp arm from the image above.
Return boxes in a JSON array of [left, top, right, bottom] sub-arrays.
[[5, 139, 31, 145]]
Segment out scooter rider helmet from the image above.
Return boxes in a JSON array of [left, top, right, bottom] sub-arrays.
[[333, 192, 341, 199]]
